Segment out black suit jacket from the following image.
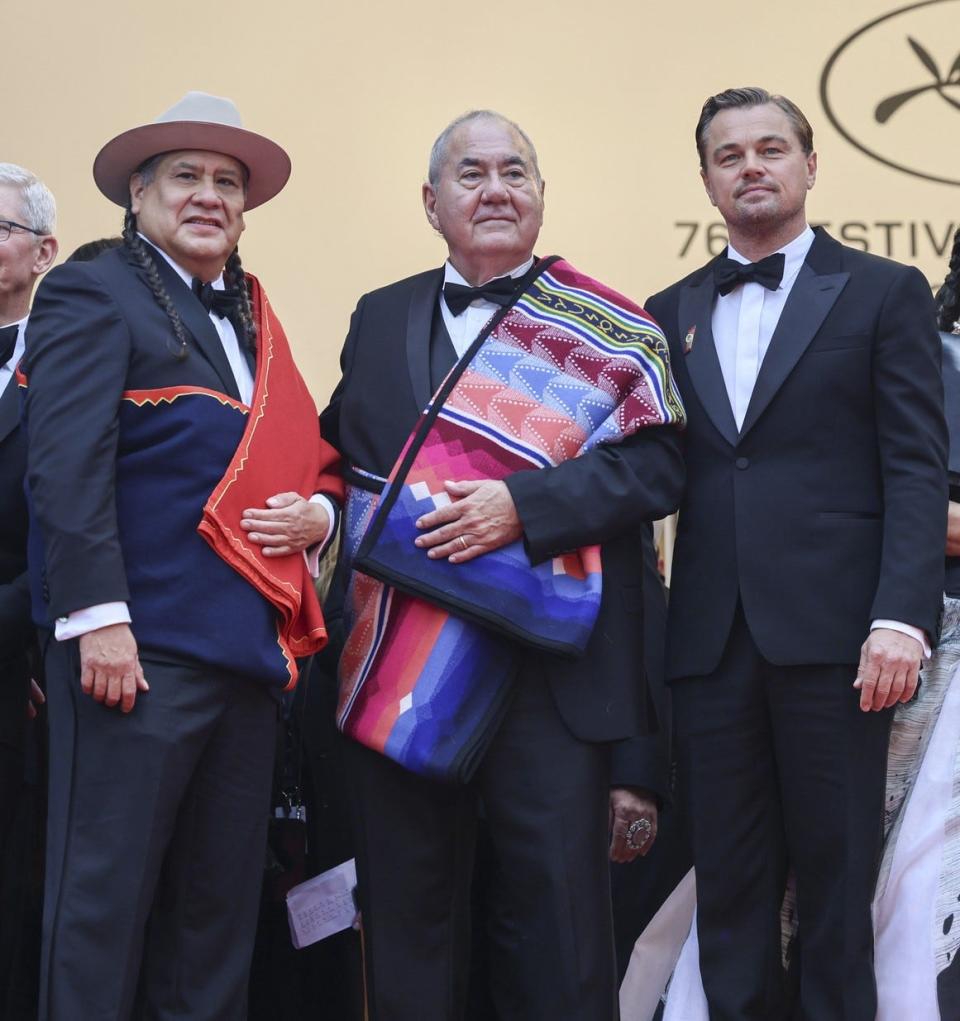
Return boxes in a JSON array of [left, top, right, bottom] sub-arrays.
[[321, 267, 685, 748], [0, 370, 33, 748], [645, 229, 947, 681], [24, 245, 253, 621]]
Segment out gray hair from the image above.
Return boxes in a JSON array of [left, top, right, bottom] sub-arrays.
[[0, 162, 56, 234], [427, 110, 542, 188]]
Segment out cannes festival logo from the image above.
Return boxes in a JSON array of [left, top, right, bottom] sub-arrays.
[[821, 0, 960, 186]]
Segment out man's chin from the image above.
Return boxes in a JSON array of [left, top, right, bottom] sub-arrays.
[[172, 239, 233, 270]]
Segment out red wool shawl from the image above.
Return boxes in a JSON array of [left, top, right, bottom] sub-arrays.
[[197, 274, 342, 686]]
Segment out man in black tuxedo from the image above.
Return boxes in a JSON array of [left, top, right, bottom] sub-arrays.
[[645, 88, 947, 1020], [0, 163, 57, 842], [321, 109, 684, 1020], [24, 94, 340, 1020], [0, 162, 57, 1011]]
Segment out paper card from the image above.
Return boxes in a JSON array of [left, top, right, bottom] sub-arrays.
[[286, 858, 358, 949]]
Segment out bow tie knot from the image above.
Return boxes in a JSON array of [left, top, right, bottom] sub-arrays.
[[713, 253, 785, 296], [192, 278, 242, 320], [443, 276, 518, 316], [0, 324, 19, 369]]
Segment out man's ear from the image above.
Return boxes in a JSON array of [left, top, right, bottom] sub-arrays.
[[422, 182, 440, 231], [700, 167, 717, 207], [33, 235, 59, 276], [129, 174, 145, 215], [806, 151, 818, 191]]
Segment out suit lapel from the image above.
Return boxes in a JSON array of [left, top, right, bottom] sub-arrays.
[[0, 378, 19, 445], [739, 232, 849, 439], [678, 268, 739, 447], [405, 269, 443, 413], [133, 247, 241, 400]]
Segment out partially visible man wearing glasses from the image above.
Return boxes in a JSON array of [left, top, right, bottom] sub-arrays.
[[0, 162, 57, 1010]]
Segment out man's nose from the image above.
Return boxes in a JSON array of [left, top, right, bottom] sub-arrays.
[[192, 177, 220, 204], [741, 152, 764, 176], [480, 173, 509, 200]]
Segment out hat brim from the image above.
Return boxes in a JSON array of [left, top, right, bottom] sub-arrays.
[[93, 120, 291, 210]]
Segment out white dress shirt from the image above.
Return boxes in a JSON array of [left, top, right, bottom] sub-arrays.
[[712, 226, 814, 431], [712, 225, 928, 656], [56, 243, 334, 641], [440, 257, 535, 358], [147, 237, 255, 405], [0, 317, 27, 398]]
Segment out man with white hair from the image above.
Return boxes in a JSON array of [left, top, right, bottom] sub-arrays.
[[24, 94, 341, 1019], [0, 162, 56, 1009], [323, 109, 685, 1019]]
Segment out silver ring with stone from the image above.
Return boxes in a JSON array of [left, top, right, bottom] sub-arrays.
[[626, 817, 653, 850]]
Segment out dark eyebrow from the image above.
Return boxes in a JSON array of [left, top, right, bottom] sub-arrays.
[[455, 155, 529, 172], [170, 160, 242, 179], [711, 134, 791, 160]]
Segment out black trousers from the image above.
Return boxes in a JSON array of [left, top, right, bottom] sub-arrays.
[[40, 642, 277, 1021], [346, 667, 617, 1021], [673, 607, 891, 1021], [0, 655, 30, 860]]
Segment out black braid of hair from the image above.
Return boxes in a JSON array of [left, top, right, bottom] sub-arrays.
[[935, 225, 960, 334], [225, 248, 257, 354], [122, 207, 190, 360]]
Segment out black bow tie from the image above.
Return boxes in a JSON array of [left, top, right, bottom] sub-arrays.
[[713, 253, 785, 296], [443, 275, 518, 316], [0, 324, 19, 369], [192, 278, 242, 320]]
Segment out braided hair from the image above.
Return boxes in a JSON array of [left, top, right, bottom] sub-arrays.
[[224, 248, 257, 353], [122, 205, 190, 360], [935, 225, 960, 335]]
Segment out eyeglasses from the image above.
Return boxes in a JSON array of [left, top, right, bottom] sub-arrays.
[[0, 220, 46, 243]]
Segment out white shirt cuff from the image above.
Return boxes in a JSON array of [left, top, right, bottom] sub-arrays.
[[870, 619, 932, 659], [303, 494, 338, 579], [55, 602, 131, 641]]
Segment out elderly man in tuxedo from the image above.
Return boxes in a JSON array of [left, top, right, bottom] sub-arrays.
[[24, 93, 341, 1020], [322, 109, 686, 1020], [0, 162, 56, 1011], [645, 87, 947, 1020], [0, 163, 55, 862]]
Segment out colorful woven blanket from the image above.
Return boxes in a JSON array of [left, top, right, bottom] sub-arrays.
[[338, 257, 684, 781]]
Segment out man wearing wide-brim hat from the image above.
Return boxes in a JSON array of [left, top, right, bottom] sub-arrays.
[[23, 92, 342, 1019]]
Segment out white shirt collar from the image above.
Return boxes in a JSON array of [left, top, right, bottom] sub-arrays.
[[443, 256, 535, 289], [727, 225, 814, 290], [138, 233, 225, 290]]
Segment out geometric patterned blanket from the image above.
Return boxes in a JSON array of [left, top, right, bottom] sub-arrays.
[[337, 257, 685, 781]]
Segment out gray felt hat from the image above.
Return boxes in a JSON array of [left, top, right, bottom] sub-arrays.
[[93, 91, 291, 210]]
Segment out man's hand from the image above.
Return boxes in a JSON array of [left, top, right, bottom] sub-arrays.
[[241, 492, 329, 557], [414, 480, 522, 563], [946, 500, 960, 556], [26, 679, 45, 720], [608, 786, 659, 863], [854, 628, 922, 712], [78, 623, 148, 714]]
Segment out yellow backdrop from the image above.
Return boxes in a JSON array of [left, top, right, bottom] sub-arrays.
[[7, 0, 958, 402]]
